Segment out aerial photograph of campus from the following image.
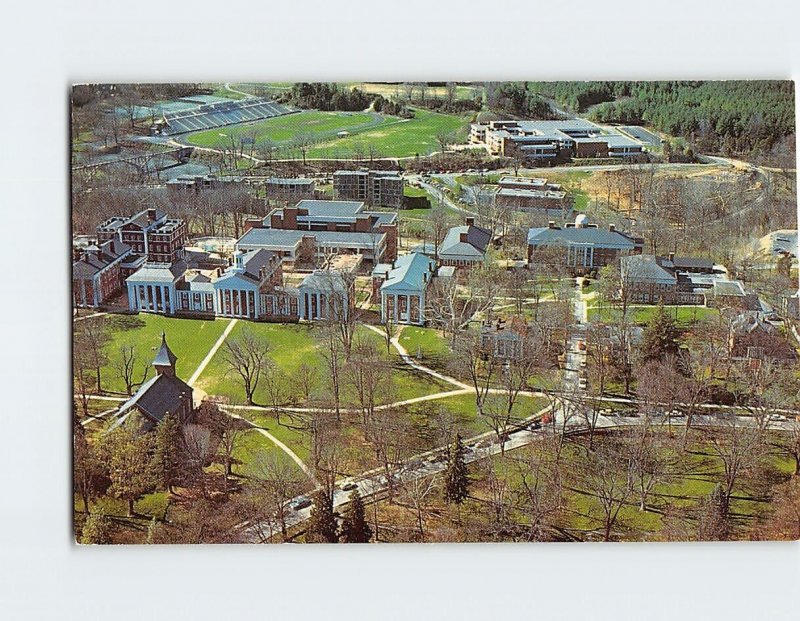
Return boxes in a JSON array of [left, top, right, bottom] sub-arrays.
[[71, 81, 800, 544]]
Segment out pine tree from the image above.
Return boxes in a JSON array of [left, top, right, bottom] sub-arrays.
[[640, 302, 679, 364], [306, 489, 339, 543], [105, 419, 158, 516], [80, 511, 113, 544], [154, 413, 182, 493], [444, 433, 470, 504], [340, 489, 372, 543]]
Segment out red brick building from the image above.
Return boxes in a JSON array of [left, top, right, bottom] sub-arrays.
[[97, 208, 187, 264]]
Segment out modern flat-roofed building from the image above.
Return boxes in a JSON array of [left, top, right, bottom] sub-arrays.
[[241, 199, 398, 263], [527, 214, 643, 274], [266, 177, 316, 202], [97, 208, 187, 264], [470, 119, 646, 164], [495, 177, 570, 212], [333, 169, 404, 208], [165, 174, 244, 194]]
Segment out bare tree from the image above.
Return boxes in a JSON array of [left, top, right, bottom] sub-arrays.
[[704, 414, 768, 519], [483, 332, 545, 453], [625, 416, 676, 511], [319, 323, 345, 420], [223, 329, 271, 405], [400, 474, 439, 542], [347, 337, 391, 426], [249, 452, 306, 541], [582, 441, 635, 541], [510, 443, 563, 541], [114, 343, 148, 396], [427, 266, 502, 346], [295, 363, 318, 403], [292, 132, 313, 166]]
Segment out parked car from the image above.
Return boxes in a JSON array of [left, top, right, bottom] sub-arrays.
[[577, 341, 586, 351], [290, 496, 312, 511], [578, 378, 588, 389], [339, 481, 358, 491]]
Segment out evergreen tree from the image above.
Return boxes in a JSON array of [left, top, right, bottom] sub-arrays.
[[340, 489, 372, 543], [306, 489, 338, 543], [444, 433, 470, 504], [640, 302, 680, 364], [154, 413, 183, 493], [74, 422, 107, 514], [105, 418, 158, 516], [80, 511, 113, 544]]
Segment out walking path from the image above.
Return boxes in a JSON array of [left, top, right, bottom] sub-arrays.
[[363, 324, 470, 390], [187, 319, 237, 387], [73, 312, 108, 322], [225, 410, 318, 485]]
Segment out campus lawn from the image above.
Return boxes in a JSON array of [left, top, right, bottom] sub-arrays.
[[489, 435, 791, 539], [588, 304, 719, 325], [193, 321, 452, 407], [194, 321, 325, 404], [96, 314, 231, 395], [307, 109, 471, 159], [398, 326, 450, 359], [232, 426, 309, 478], [403, 185, 428, 198], [403, 392, 551, 439], [184, 110, 387, 149]]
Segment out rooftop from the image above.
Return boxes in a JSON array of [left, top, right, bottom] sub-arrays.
[[441, 224, 492, 258], [380, 252, 436, 292], [527, 223, 637, 250]]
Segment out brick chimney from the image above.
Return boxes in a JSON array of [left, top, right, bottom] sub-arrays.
[[460, 232, 469, 243], [609, 223, 616, 232], [668, 252, 675, 262], [465, 216, 475, 227], [147, 208, 157, 221], [548, 220, 556, 229]]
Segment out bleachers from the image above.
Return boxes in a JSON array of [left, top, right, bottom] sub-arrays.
[[162, 98, 298, 135]]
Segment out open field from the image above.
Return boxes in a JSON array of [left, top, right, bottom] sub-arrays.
[[94, 314, 231, 395], [587, 304, 720, 325], [366, 430, 796, 543], [307, 109, 471, 159], [184, 110, 387, 149], [398, 326, 449, 359], [191, 321, 451, 407]]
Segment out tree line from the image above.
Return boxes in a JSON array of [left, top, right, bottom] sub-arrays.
[[528, 80, 795, 156]]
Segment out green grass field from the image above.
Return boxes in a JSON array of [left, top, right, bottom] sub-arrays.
[[307, 109, 470, 159], [489, 436, 792, 539], [398, 326, 450, 359], [95, 314, 231, 394], [184, 110, 387, 149], [193, 321, 450, 407], [588, 305, 719, 325]]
